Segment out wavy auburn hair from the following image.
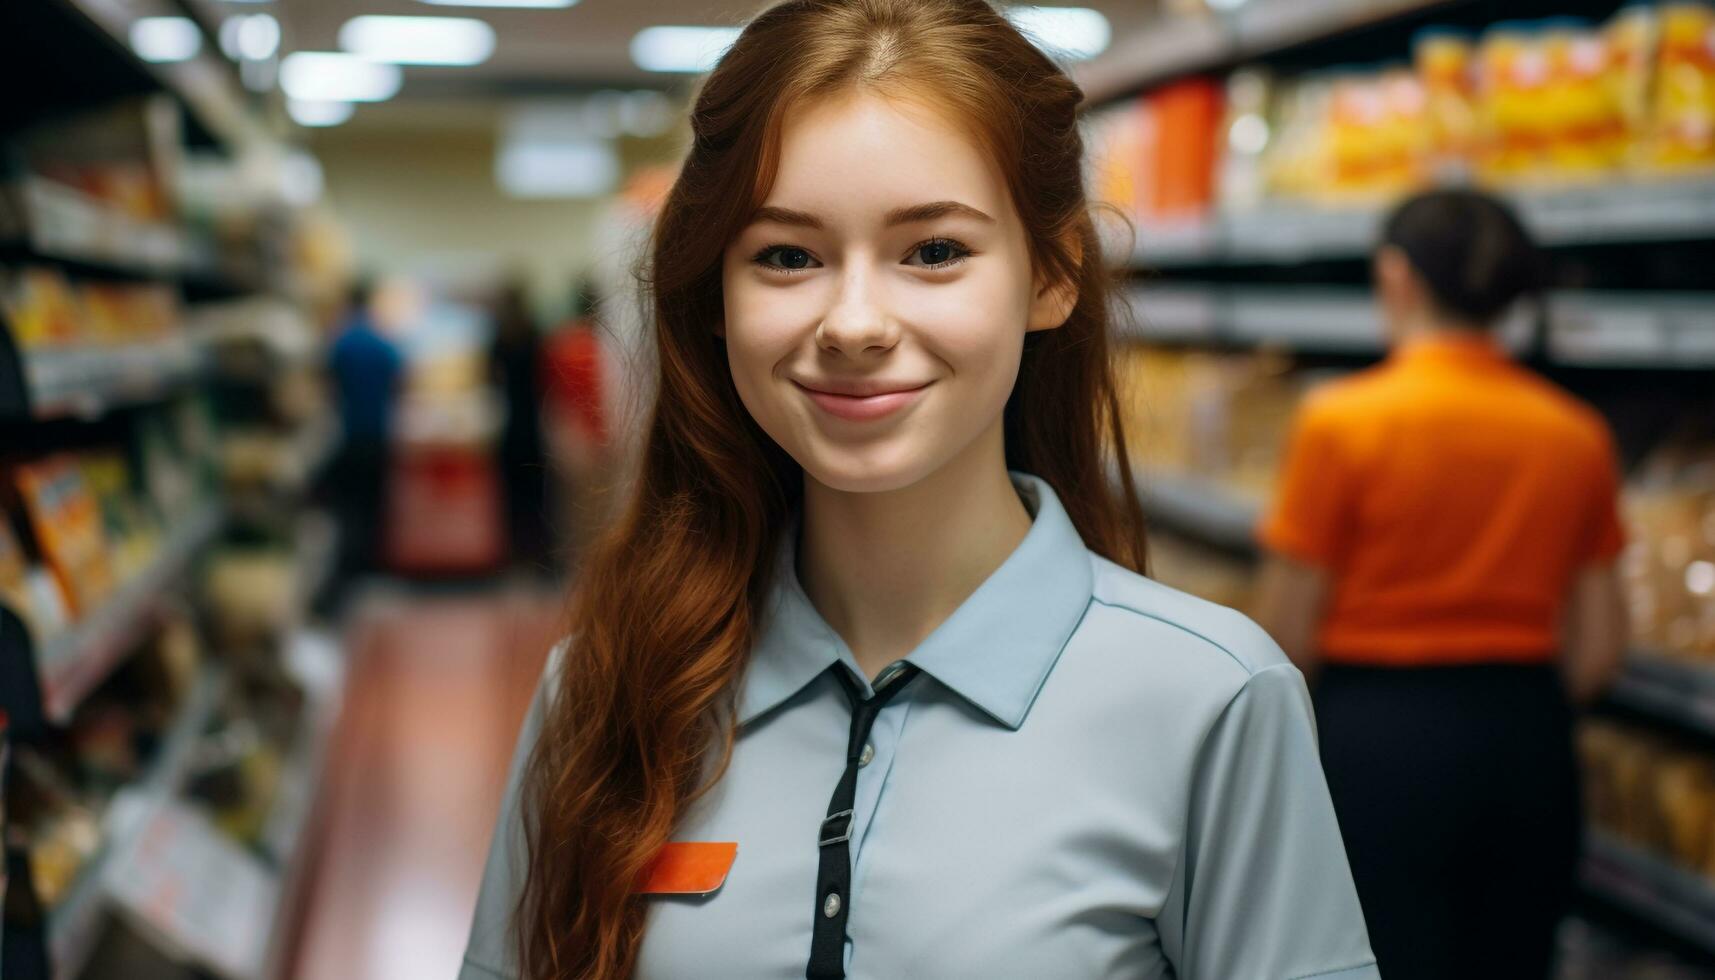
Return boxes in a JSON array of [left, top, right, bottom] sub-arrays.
[[516, 0, 1148, 975]]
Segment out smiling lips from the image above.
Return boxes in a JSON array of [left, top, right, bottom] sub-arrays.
[[794, 379, 932, 422]]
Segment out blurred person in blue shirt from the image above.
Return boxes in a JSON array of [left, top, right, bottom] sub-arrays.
[[325, 278, 404, 597]]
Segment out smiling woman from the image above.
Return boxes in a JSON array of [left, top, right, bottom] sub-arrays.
[[457, 2, 1378, 979]]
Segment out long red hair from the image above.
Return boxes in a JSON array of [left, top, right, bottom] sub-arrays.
[[517, 1, 1147, 975]]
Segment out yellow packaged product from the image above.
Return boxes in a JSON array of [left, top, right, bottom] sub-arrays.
[[2, 268, 83, 349], [1540, 19, 1627, 178], [1477, 23, 1555, 183], [1324, 69, 1430, 201], [1606, 5, 1660, 165], [1415, 30, 1480, 175], [1647, 2, 1715, 170]]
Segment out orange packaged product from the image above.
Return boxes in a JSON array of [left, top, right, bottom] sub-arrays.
[[1148, 77, 1223, 217], [1646, 2, 1715, 171], [13, 457, 114, 618], [1086, 98, 1154, 221]]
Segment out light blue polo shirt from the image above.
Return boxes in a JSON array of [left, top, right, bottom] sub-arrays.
[[460, 473, 1378, 980]]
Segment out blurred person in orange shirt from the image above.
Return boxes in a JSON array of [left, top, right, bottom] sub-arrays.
[[1255, 189, 1629, 980], [541, 280, 612, 562]]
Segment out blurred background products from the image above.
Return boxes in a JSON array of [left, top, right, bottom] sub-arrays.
[[1, 0, 1713, 978]]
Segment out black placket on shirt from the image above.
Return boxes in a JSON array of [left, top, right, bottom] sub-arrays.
[[805, 662, 920, 980]]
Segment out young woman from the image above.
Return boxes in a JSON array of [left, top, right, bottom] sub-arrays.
[[1255, 189, 1630, 980], [461, 2, 1375, 977]]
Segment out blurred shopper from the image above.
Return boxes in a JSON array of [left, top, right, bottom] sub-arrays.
[[489, 282, 549, 573], [541, 279, 612, 563], [326, 278, 404, 591], [461, 3, 1375, 979], [1255, 189, 1630, 980]]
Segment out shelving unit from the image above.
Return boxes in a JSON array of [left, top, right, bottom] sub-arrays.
[[7, 335, 207, 421], [1583, 831, 1715, 954], [0, 502, 225, 731], [0, 2, 345, 975], [46, 664, 228, 980], [1136, 470, 1262, 557], [1075, 0, 1454, 104], [0, 0, 260, 153], [1129, 178, 1715, 269], [1123, 285, 1715, 366]]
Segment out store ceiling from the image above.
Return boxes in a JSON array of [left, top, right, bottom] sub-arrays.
[[258, 0, 1160, 97]]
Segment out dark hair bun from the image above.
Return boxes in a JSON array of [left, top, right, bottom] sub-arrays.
[[1380, 188, 1545, 325]]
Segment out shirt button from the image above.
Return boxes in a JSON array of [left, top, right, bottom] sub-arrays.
[[823, 892, 842, 918], [859, 743, 875, 767]]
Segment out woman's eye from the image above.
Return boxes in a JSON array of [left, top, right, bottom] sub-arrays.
[[905, 238, 971, 269], [755, 245, 819, 272]]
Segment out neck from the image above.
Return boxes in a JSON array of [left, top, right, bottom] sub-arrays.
[[1388, 310, 1489, 347], [797, 421, 1032, 681]]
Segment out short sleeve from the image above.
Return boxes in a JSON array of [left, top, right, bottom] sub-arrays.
[[1158, 664, 1378, 980], [1579, 428, 1626, 565], [1258, 401, 1351, 568], [459, 641, 567, 980]]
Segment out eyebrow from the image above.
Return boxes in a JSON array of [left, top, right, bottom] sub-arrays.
[[747, 200, 995, 231]]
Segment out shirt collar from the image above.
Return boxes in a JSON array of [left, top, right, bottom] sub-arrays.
[[737, 472, 1095, 731]]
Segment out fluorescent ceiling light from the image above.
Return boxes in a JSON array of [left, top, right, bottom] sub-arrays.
[[419, 0, 576, 6], [1004, 6, 1111, 60], [131, 17, 203, 63], [288, 99, 355, 127], [340, 15, 496, 66], [630, 26, 741, 73], [1205, 0, 1249, 9], [496, 139, 618, 198], [281, 52, 402, 102], [220, 13, 280, 61]]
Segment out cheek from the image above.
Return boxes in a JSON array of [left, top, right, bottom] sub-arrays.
[[910, 259, 1032, 379]]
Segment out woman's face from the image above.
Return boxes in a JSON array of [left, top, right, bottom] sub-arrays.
[[721, 90, 1073, 494]]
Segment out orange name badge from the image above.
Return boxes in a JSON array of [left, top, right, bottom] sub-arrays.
[[638, 842, 738, 896]]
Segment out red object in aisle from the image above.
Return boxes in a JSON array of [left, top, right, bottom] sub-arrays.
[[384, 447, 505, 575], [1149, 78, 1225, 217]]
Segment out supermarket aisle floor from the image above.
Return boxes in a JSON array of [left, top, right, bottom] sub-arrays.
[[287, 582, 564, 980]]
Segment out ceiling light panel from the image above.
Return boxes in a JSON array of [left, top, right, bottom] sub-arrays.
[[340, 15, 496, 66]]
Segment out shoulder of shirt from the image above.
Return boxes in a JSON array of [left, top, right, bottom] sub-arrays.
[[536, 638, 573, 708], [1084, 553, 1292, 685]]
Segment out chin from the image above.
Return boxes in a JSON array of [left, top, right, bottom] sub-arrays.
[[795, 441, 943, 495]]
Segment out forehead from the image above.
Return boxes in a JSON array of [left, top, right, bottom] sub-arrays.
[[763, 89, 1012, 221]]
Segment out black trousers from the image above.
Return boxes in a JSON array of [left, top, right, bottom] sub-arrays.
[[1315, 662, 1581, 980], [330, 439, 389, 580]]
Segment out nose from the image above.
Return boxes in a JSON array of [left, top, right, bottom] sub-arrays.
[[815, 266, 897, 357]]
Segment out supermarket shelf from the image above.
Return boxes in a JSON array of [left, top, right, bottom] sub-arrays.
[[47, 663, 228, 980], [10, 335, 207, 420], [29, 0, 256, 152], [34, 503, 225, 725], [1604, 654, 1715, 740], [1122, 285, 1715, 367], [1076, 0, 1452, 104], [1128, 179, 1715, 269], [1582, 829, 1715, 956], [0, 177, 190, 275], [1135, 471, 1261, 557]]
